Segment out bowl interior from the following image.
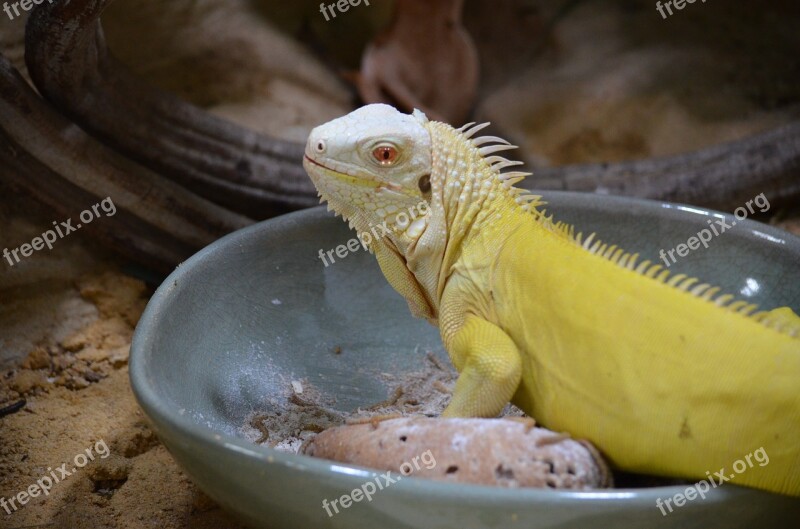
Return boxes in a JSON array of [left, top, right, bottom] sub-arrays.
[[131, 192, 800, 529]]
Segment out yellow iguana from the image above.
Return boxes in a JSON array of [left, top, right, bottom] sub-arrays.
[[302, 104, 800, 496]]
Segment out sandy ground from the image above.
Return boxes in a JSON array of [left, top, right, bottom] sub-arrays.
[[0, 272, 250, 529]]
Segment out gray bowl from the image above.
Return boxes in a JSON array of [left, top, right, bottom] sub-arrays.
[[130, 192, 800, 529]]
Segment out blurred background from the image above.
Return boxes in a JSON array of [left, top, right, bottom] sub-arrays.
[[1, 1, 798, 527]]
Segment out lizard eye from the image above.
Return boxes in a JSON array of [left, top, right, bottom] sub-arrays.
[[372, 144, 399, 166]]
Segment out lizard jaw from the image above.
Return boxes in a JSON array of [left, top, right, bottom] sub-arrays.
[[303, 155, 410, 200], [303, 155, 404, 193]]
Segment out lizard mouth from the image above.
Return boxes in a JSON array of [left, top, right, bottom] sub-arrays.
[[304, 155, 377, 188], [303, 155, 334, 172], [303, 155, 404, 193]]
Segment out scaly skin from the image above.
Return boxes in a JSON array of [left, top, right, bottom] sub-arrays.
[[303, 104, 800, 496]]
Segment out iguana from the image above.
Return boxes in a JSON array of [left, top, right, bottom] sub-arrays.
[[302, 104, 800, 496]]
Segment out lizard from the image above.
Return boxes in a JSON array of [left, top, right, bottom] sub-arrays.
[[302, 103, 800, 497]]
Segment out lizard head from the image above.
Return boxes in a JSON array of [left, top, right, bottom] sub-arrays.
[[303, 104, 434, 248], [303, 104, 533, 322]]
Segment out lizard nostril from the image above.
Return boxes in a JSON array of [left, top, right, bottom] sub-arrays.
[[315, 140, 327, 153]]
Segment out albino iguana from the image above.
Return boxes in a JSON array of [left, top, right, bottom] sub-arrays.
[[302, 104, 800, 496]]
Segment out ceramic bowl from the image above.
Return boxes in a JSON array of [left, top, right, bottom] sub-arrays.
[[130, 192, 800, 529]]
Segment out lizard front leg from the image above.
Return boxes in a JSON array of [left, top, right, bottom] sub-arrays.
[[441, 314, 523, 418]]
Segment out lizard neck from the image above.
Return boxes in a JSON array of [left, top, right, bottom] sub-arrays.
[[402, 122, 529, 308]]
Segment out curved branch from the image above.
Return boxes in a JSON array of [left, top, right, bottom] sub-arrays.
[[526, 122, 800, 211], [0, 54, 250, 273], [25, 0, 318, 219]]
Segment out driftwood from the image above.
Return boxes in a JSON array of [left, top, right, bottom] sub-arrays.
[[0, 54, 249, 273], [529, 122, 800, 212], [24, 0, 318, 220]]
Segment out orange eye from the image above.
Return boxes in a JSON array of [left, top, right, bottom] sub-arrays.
[[373, 145, 399, 166]]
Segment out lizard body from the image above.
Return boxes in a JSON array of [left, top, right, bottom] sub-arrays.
[[302, 104, 800, 496]]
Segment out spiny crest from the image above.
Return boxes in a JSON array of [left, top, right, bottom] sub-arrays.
[[450, 120, 799, 338], [454, 121, 543, 213], [572, 230, 800, 339]]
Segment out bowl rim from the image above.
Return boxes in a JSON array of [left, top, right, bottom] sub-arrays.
[[130, 192, 799, 507]]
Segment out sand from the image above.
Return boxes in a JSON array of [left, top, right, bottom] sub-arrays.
[[239, 352, 527, 455], [0, 272, 250, 528]]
